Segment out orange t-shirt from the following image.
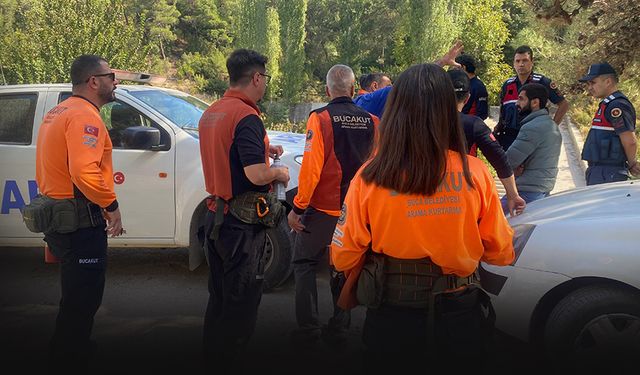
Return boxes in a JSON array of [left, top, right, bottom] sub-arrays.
[[331, 151, 514, 277], [35, 96, 117, 209]]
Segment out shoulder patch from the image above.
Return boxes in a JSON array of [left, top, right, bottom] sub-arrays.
[[549, 81, 558, 90], [337, 203, 347, 225], [84, 125, 99, 137], [611, 108, 622, 118], [306, 129, 313, 140]]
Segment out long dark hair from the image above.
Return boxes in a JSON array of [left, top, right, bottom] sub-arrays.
[[361, 63, 473, 195]]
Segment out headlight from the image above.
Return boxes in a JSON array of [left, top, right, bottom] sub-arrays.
[[294, 155, 303, 165], [511, 224, 536, 265]]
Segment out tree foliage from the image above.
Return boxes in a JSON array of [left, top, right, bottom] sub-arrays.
[[0, 0, 636, 113], [0, 0, 151, 84], [278, 0, 307, 103]]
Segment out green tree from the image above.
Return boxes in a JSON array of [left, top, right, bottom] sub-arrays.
[[0, 0, 151, 84], [235, 0, 267, 50], [394, 0, 460, 66], [126, 0, 180, 60], [264, 6, 282, 99], [278, 0, 307, 103], [459, 0, 512, 103], [175, 0, 231, 54]]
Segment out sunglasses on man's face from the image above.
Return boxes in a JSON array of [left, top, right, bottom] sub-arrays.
[[85, 72, 115, 82]]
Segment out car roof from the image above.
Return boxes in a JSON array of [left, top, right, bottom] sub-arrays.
[[0, 83, 189, 96]]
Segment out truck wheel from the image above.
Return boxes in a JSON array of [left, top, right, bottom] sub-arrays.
[[544, 285, 640, 371], [263, 220, 293, 291]]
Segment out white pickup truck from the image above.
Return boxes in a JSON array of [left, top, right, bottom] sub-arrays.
[[0, 80, 305, 289]]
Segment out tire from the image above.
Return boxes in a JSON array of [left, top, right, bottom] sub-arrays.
[[544, 285, 640, 371], [263, 219, 294, 291]]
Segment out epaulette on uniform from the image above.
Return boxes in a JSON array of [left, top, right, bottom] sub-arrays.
[[531, 74, 543, 82], [506, 76, 517, 84]]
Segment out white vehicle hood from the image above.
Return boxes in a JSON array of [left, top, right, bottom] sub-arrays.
[[509, 180, 639, 226]]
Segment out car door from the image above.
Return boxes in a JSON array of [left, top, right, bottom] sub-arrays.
[[57, 92, 176, 242], [0, 89, 44, 242]]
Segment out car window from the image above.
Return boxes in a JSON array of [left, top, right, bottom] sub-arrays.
[[0, 93, 37, 144], [58, 93, 171, 150], [128, 90, 208, 136], [58, 92, 72, 102], [100, 101, 171, 150]]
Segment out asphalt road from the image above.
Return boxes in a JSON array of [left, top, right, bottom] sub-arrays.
[[0, 246, 540, 375]]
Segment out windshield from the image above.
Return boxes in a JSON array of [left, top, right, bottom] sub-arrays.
[[129, 90, 209, 138]]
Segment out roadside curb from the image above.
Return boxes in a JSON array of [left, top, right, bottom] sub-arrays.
[[563, 116, 588, 176]]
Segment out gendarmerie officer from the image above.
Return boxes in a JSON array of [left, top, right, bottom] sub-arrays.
[[579, 62, 639, 184], [494, 45, 569, 151]]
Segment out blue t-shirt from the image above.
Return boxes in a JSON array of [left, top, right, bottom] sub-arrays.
[[462, 76, 489, 120], [353, 86, 392, 118]]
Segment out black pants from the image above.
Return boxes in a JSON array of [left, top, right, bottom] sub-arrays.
[[586, 164, 629, 185], [203, 211, 266, 373], [362, 286, 494, 374], [292, 208, 350, 332], [44, 224, 108, 372]]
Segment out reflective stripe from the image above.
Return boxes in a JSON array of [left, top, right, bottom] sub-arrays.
[[591, 125, 615, 131]]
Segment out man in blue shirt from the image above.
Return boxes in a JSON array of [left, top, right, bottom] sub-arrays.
[[455, 54, 489, 120]]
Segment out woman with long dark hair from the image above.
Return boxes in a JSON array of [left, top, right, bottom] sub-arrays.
[[331, 63, 514, 371]]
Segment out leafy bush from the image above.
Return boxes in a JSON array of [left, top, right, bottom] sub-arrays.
[[177, 51, 228, 96]]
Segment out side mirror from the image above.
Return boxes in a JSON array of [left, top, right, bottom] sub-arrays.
[[122, 126, 161, 150]]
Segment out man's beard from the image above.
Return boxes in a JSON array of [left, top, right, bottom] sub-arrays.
[[518, 103, 532, 118], [99, 86, 116, 103]]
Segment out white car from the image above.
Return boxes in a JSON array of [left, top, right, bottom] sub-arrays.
[[0, 81, 305, 289], [480, 180, 640, 366]]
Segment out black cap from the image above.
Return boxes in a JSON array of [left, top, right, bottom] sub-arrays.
[[579, 62, 617, 82], [447, 69, 469, 92]]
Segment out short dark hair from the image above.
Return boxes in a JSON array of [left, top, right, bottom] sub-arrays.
[[226, 49, 268, 86], [520, 83, 548, 109], [514, 45, 533, 59], [361, 63, 472, 196], [360, 73, 387, 91], [447, 69, 470, 103], [455, 54, 476, 73], [359, 74, 370, 90], [70, 55, 107, 86]]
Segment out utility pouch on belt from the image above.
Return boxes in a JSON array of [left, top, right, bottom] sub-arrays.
[[356, 251, 386, 308], [21, 194, 103, 234], [22, 195, 78, 234], [228, 191, 285, 228]]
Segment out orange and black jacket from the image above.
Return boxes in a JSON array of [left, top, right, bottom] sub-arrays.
[[35, 96, 118, 211], [199, 89, 270, 212], [293, 96, 379, 216], [331, 151, 514, 277]]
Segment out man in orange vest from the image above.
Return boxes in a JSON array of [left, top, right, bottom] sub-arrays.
[[288, 64, 378, 345], [35, 54, 124, 371], [198, 49, 290, 371]]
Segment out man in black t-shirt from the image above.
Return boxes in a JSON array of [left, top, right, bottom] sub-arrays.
[[448, 69, 525, 216]]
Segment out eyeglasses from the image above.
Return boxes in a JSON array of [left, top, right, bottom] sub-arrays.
[[85, 72, 115, 83], [258, 72, 271, 84]]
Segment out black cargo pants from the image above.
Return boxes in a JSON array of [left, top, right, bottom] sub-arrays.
[[203, 211, 266, 373], [44, 224, 108, 371]]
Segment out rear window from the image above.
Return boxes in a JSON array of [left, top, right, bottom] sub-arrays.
[[0, 93, 37, 144]]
